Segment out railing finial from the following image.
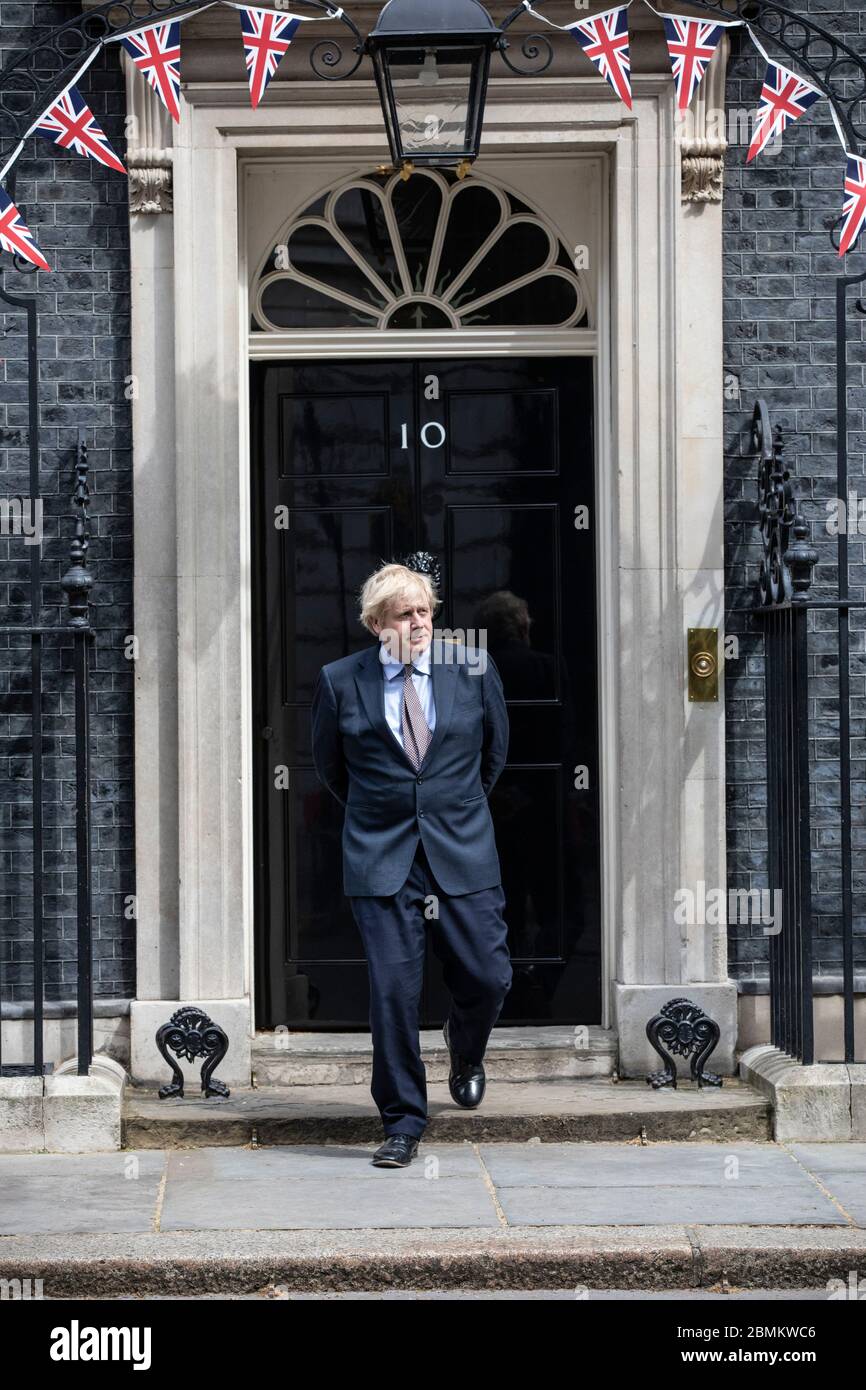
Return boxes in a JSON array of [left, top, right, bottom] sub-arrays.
[[755, 399, 817, 607], [61, 429, 93, 628]]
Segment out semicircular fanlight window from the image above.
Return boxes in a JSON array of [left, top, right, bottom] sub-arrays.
[[252, 169, 589, 332]]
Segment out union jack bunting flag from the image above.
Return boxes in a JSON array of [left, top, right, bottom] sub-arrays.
[[32, 83, 126, 174], [238, 7, 302, 109], [120, 22, 183, 124], [839, 154, 866, 257], [568, 3, 632, 111], [661, 16, 725, 111], [0, 186, 49, 270], [746, 61, 821, 162]]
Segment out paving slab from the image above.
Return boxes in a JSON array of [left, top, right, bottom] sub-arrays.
[[787, 1143, 866, 1172], [1, 1141, 862, 1241], [169, 1142, 483, 1180], [786, 1144, 866, 1225], [161, 1147, 500, 1230], [496, 1183, 846, 1227], [479, 1142, 808, 1187], [0, 1151, 165, 1236]]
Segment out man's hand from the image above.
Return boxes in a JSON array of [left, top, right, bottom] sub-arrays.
[[311, 667, 348, 807]]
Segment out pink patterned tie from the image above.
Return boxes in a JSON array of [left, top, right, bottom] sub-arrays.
[[402, 663, 431, 770]]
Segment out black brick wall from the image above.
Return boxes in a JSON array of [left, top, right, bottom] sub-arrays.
[[0, 3, 134, 1004], [723, 1, 866, 987]]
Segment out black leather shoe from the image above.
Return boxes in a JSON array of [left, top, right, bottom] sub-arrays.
[[443, 1017, 486, 1109], [371, 1133, 420, 1167]]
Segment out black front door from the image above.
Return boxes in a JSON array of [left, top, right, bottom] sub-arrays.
[[251, 357, 600, 1030]]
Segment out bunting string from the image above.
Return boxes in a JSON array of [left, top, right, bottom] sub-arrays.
[[0, 0, 863, 271]]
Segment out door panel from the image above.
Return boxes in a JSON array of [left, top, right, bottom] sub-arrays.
[[251, 357, 600, 1030], [416, 358, 599, 1025]]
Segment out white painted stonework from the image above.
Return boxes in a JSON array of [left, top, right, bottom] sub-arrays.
[[119, 24, 733, 1083], [0, 1056, 126, 1154]]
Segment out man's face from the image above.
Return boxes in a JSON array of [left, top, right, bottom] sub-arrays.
[[373, 588, 433, 662]]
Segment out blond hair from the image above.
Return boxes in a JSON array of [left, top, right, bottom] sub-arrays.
[[359, 563, 440, 635]]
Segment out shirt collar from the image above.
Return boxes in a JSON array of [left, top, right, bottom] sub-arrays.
[[379, 640, 432, 678]]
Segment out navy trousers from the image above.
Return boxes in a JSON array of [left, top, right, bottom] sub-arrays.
[[349, 838, 513, 1139]]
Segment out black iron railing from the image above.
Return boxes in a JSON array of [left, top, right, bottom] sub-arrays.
[[752, 399, 817, 1061], [751, 262, 866, 1063], [0, 250, 95, 1080], [761, 602, 813, 1062]]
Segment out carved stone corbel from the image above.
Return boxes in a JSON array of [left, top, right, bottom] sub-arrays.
[[677, 33, 729, 204], [122, 50, 174, 213]]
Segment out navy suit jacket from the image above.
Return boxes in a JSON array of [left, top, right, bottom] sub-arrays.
[[311, 637, 509, 896]]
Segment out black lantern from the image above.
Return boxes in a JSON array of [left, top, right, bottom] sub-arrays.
[[367, 0, 502, 170]]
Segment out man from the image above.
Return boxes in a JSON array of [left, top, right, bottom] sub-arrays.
[[311, 560, 513, 1168]]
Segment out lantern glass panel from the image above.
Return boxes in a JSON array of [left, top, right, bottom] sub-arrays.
[[383, 45, 483, 158]]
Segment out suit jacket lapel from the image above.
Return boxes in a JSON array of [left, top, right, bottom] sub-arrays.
[[354, 644, 416, 770]]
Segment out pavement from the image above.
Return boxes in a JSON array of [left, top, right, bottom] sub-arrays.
[[2, 1139, 866, 1296]]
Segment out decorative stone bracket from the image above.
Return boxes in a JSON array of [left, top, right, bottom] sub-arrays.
[[122, 51, 173, 213], [677, 35, 730, 204]]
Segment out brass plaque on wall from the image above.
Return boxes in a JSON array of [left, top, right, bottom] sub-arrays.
[[688, 628, 718, 702]]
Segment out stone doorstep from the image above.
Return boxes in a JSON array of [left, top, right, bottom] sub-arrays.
[[122, 1077, 773, 1148], [2, 1226, 866, 1297], [13, 1042, 866, 1152], [251, 1025, 618, 1087]]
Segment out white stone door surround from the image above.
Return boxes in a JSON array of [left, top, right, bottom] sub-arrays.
[[127, 68, 734, 1086]]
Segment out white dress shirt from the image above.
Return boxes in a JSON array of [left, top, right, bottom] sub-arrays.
[[379, 640, 436, 752]]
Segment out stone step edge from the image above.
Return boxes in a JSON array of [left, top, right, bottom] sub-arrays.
[[250, 1066, 617, 1087], [251, 1033, 618, 1057], [2, 1226, 863, 1296], [125, 1078, 770, 1106], [122, 1111, 772, 1148]]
